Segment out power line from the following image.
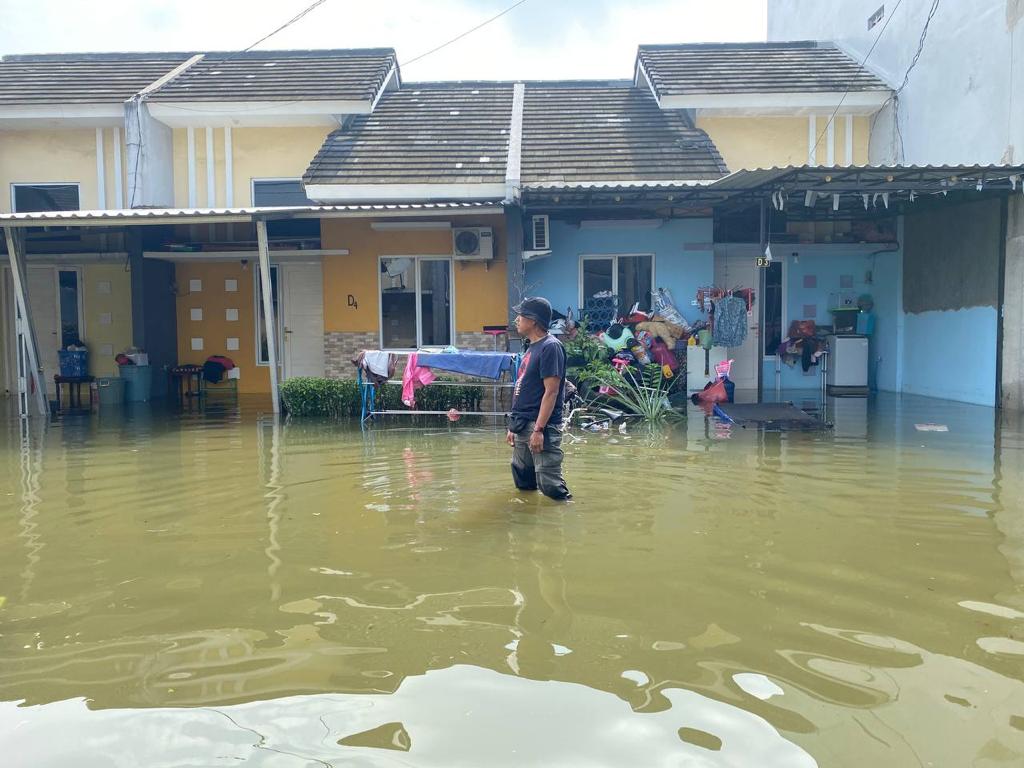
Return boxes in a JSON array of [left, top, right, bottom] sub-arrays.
[[880, 0, 942, 162], [129, 0, 330, 208], [401, 0, 530, 68], [228, 0, 330, 61], [809, 0, 905, 164]]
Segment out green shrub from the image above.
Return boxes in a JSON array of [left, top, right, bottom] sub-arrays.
[[280, 377, 360, 418], [280, 376, 484, 419]]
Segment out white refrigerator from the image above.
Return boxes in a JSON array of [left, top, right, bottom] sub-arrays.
[[826, 334, 869, 396]]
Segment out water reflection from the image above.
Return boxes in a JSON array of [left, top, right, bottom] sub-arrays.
[[1, 394, 1023, 766]]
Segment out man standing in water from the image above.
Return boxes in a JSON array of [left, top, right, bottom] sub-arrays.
[[507, 297, 572, 500]]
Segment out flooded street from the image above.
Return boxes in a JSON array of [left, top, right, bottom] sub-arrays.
[[2, 395, 1024, 767]]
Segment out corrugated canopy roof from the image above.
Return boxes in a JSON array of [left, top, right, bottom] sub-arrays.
[[637, 41, 891, 98], [0, 201, 501, 228]]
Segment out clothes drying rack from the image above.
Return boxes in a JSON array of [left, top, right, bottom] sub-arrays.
[[358, 350, 521, 424]]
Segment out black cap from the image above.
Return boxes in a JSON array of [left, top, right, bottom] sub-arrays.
[[513, 296, 553, 330]]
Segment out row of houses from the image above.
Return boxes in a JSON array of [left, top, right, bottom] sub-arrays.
[[1, 41, 1022, 415]]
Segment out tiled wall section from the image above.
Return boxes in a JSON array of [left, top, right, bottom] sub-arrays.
[[325, 331, 377, 378], [454, 331, 507, 352], [325, 332, 512, 378], [82, 264, 133, 377]]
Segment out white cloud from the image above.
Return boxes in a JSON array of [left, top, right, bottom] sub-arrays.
[[0, 0, 767, 81]]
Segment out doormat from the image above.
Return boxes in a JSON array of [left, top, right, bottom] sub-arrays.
[[713, 402, 832, 431]]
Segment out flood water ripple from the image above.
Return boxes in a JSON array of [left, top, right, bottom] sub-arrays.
[[1, 394, 1024, 767]]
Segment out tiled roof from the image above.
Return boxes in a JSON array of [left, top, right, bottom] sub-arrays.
[[149, 48, 397, 102], [304, 82, 514, 186], [0, 48, 397, 107], [0, 52, 191, 105], [521, 81, 727, 184], [638, 41, 891, 98]]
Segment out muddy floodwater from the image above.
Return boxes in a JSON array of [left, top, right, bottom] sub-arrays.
[[2, 394, 1024, 767]]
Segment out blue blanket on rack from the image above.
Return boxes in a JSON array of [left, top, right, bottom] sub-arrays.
[[416, 351, 515, 380]]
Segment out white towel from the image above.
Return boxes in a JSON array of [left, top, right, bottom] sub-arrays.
[[363, 350, 391, 378]]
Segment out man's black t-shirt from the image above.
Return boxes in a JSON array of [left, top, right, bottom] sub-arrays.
[[511, 335, 566, 425]]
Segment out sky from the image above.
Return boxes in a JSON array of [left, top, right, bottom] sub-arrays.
[[0, 0, 767, 81]]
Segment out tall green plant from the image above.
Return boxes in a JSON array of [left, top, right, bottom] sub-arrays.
[[579, 362, 681, 422], [562, 321, 608, 365]]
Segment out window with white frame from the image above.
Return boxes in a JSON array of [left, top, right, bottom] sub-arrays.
[[11, 183, 80, 212], [379, 257, 453, 349], [254, 265, 282, 365], [580, 254, 654, 312]]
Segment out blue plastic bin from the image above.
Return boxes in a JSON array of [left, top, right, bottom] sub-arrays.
[[119, 364, 152, 402], [58, 350, 88, 377]]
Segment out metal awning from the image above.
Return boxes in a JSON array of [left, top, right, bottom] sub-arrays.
[[0, 201, 504, 228], [520, 163, 1024, 210], [708, 163, 1024, 200]]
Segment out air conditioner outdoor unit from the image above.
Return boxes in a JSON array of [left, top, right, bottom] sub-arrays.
[[452, 227, 494, 260], [531, 215, 550, 250]]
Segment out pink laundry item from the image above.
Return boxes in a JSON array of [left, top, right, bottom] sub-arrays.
[[401, 353, 435, 407]]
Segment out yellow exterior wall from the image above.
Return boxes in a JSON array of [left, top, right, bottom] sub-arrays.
[[852, 116, 870, 164], [697, 116, 809, 170], [232, 127, 331, 206], [320, 215, 509, 338], [172, 126, 331, 208], [0, 129, 100, 212], [174, 261, 271, 394], [696, 115, 874, 170], [82, 264, 133, 377]]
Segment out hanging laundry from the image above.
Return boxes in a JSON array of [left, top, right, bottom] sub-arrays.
[[712, 295, 748, 348], [352, 350, 396, 387], [401, 353, 435, 408]]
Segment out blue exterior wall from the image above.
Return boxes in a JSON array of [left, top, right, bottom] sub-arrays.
[[763, 245, 901, 392], [525, 218, 713, 325], [902, 307, 998, 406]]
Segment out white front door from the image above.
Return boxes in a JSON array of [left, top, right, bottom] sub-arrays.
[[27, 268, 60, 394], [713, 252, 761, 391], [282, 263, 324, 378]]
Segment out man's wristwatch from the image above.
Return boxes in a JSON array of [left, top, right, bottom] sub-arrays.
[[533, 424, 545, 433]]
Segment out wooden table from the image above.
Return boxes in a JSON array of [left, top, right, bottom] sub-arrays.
[[169, 365, 204, 401], [53, 375, 94, 414]]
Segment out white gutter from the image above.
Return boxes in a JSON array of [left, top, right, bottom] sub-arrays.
[[504, 82, 525, 204], [304, 182, 508, 202]]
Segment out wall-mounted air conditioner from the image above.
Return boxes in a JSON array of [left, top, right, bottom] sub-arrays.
[[452, 227, 494, 260]]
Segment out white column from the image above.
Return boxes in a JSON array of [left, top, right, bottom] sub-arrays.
[[112, 127, 124, 208], [256, 219, 281, 413], [223, 125, 234, 207], [95, 128, 106, 209], [845, 115, 855, 165], [807, 114, 817, 165], [4, 227, 48, 418], [826, 117, 835, 166], [186, 126, 197, 208], [205, 126, 216, 207]]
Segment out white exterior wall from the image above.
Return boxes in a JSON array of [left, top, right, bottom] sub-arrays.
[[768, 0, 1024, 165]]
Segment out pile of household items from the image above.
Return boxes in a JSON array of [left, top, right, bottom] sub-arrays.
[[559, 288, 693, 381], [558, 287, 753, 411]]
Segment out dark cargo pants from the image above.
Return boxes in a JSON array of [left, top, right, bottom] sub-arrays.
[[511, 422, 571, 500]]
